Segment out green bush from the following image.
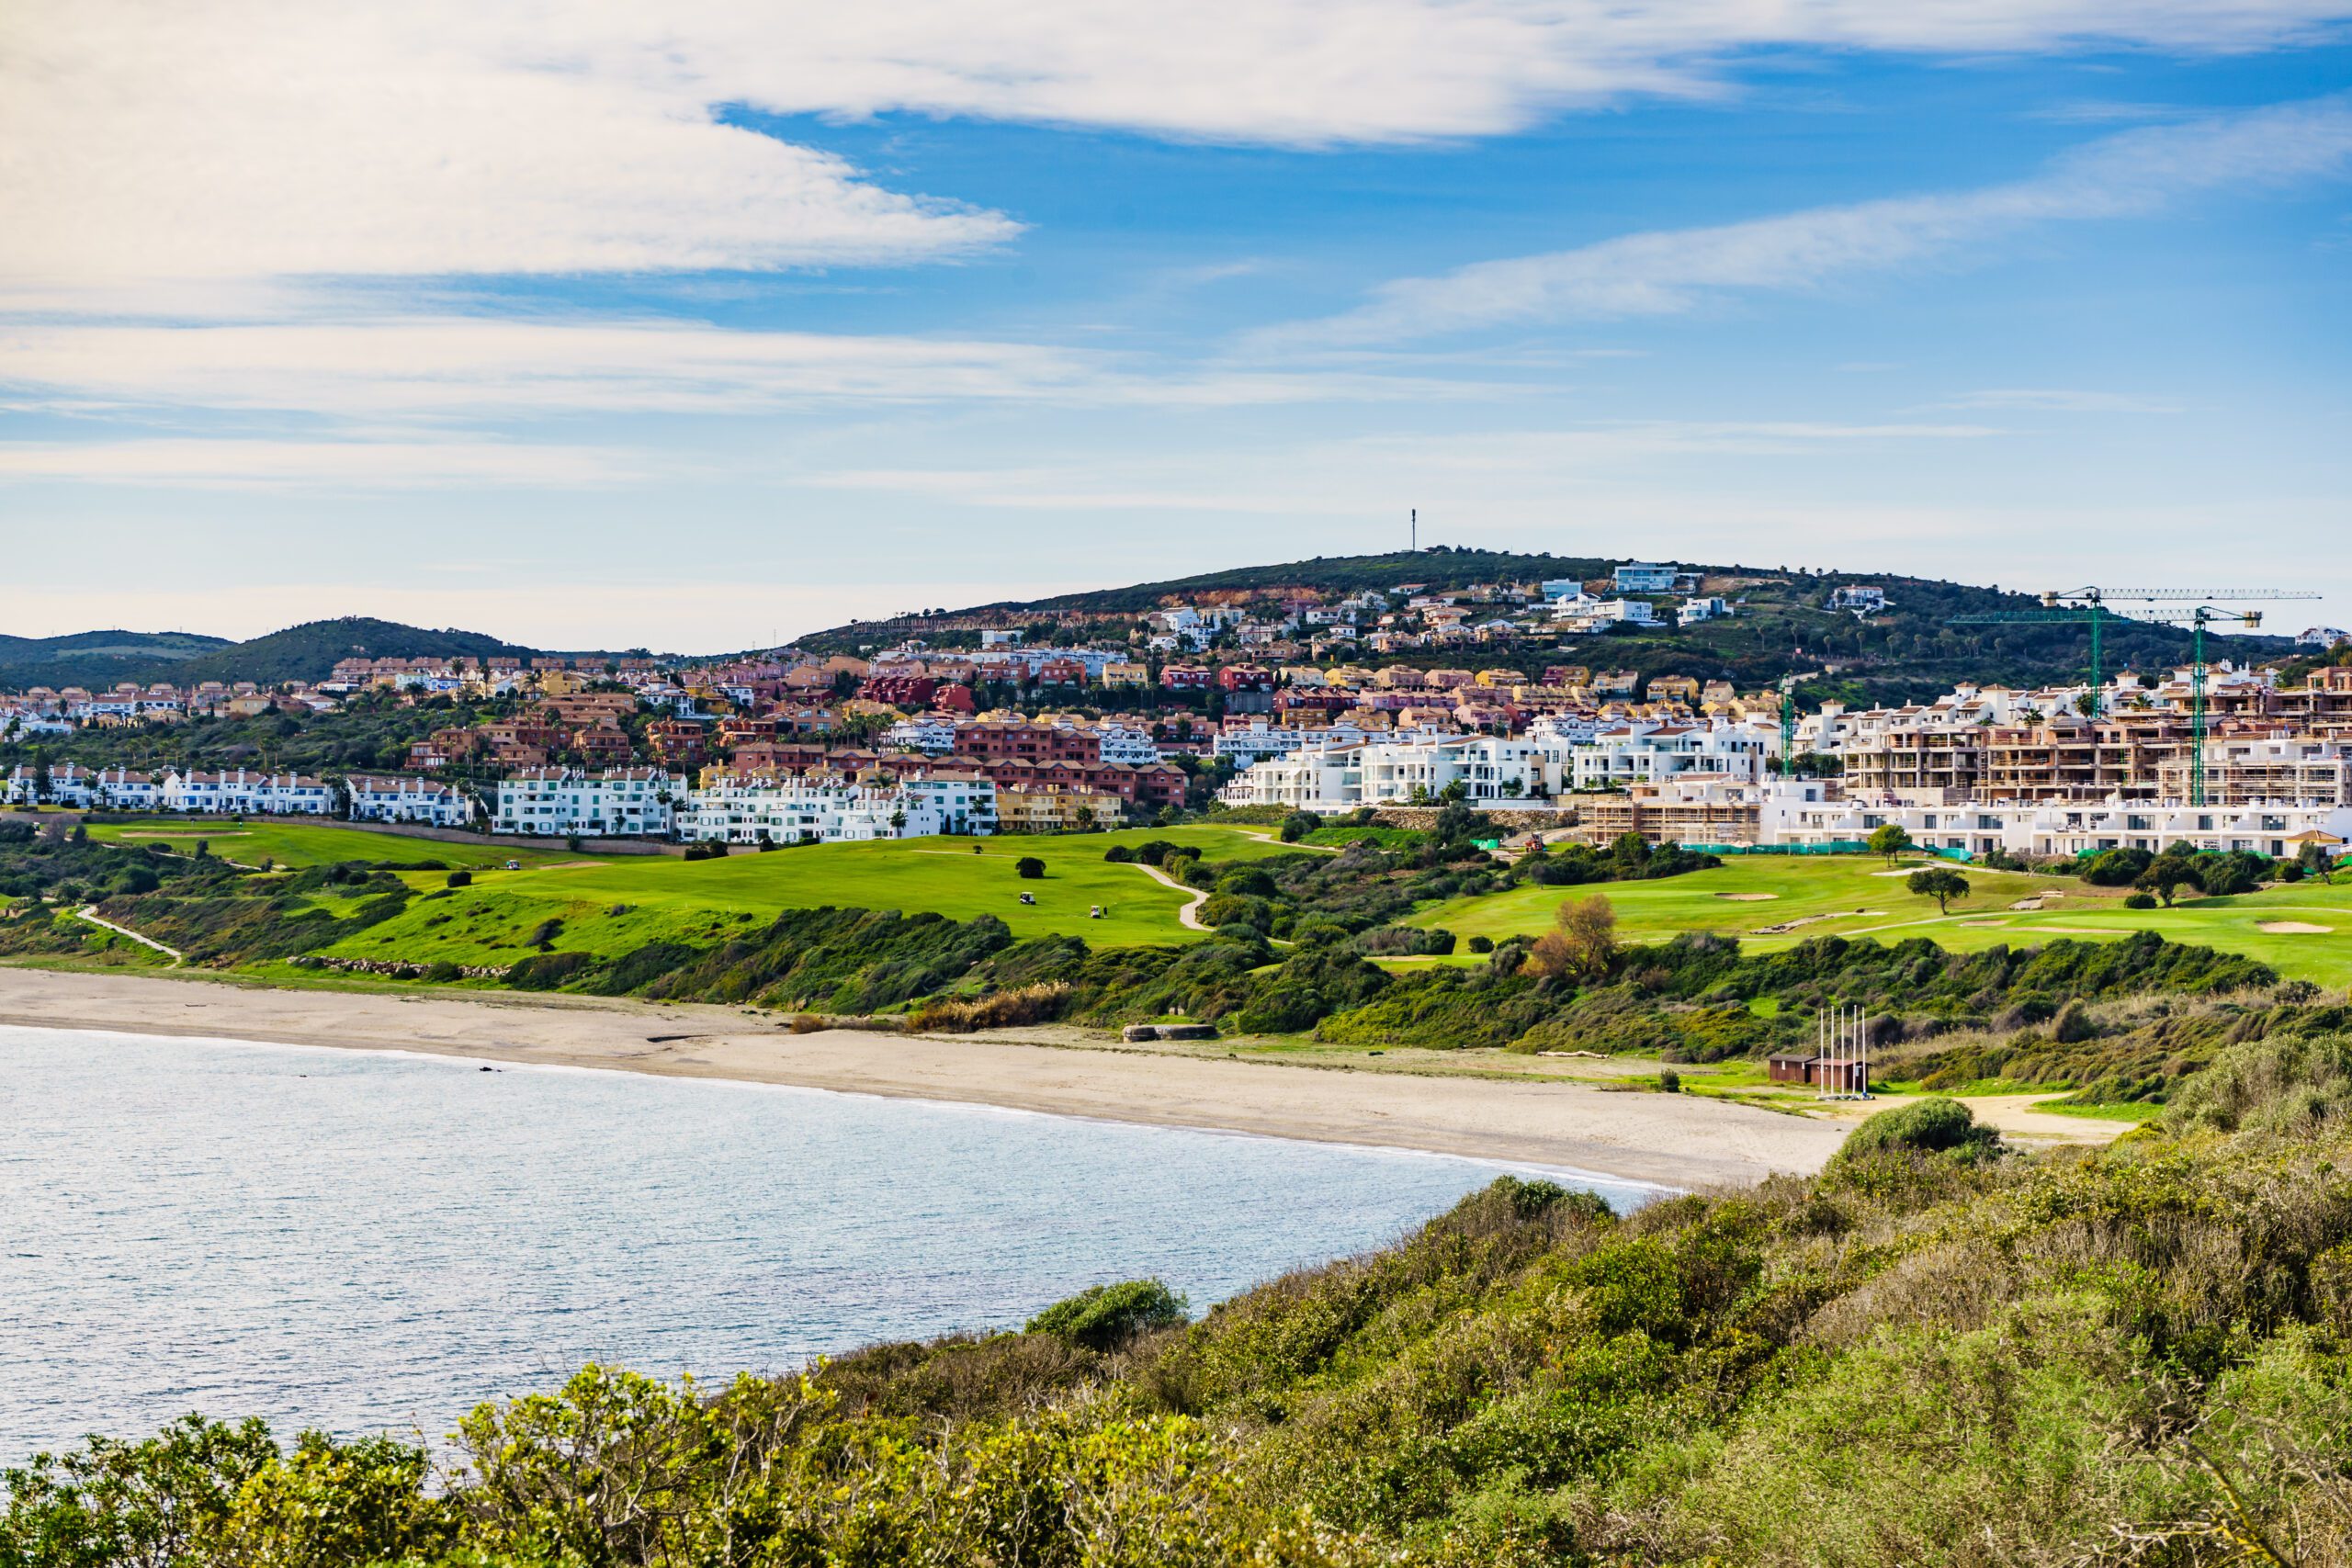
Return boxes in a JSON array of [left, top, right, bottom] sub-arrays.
[[1015, 856, 1046, 880], [2123, 891, 2156, 909], [1024, 1279, 1187, 1350], [1831, 1098, 2001, 1167], [446, 869, 471, 887]]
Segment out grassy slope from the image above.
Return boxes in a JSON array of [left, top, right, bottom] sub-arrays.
[[309, 824, 1291, 969], [1411, 853, 2352, 986], [86, 819, 570, 871]]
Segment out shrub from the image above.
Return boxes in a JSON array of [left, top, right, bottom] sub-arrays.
[[505, 951, 593, 990], [2123, 891, 2157, 909], [422, 961, 461, 984], [1102, 845, 1133, 863], [1015, 856, 1046, 880], [1278, 811, 1321, 843], [446, 869, 472, 887], [113, 865, 160, 896], [1830, 1098, 2001, 1168], [1024, 1280, 1187, 1351], [1466, 934, 1494, 953], [2082, 846, 2153, 886]]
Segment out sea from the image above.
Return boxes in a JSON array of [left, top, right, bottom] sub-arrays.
[[0, 1024, 1654, 1461]]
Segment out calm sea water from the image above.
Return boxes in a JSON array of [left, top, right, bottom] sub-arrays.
[[0, 1025, 1651, 1461]]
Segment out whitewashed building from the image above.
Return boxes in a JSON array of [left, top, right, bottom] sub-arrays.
[[1221, 731, 1577, 812], [346, 774, 477, 827], [1760, 794, 2352, 861], [158, 769, 334, 816], [492, 767, 676, 837], [1570, 721, 1775, 791], [674, 772, 996, 844]]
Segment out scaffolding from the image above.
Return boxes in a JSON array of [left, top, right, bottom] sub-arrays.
[[1815, 1003, 1872, 1101]]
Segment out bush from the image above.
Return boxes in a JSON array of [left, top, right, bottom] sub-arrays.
[[2122, 891, 2156, 909], [2082, 847, 2153, 886], [1102, 844, 1133, 863], [1015, 856, 1046, 880], [1466, 934, 1494, 953], [1278, 811, 1322, 843], [446, 869, 472, 888], [505, 951, 594, 990], [1024, 1279, 1187, 1351], [113, 865, 160, 896], [1830, 1098, 2001, 1168]]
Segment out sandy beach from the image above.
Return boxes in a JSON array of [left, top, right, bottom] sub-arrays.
[[0, 965, 1849, 1189]]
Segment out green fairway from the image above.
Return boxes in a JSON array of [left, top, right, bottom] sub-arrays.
[[87, 818, 569, 871], [315, 825, 1291, 968], [1411, 853, 2352, 987]]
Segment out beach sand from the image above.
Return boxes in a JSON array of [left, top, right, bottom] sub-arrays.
[[0, 966, 1845, 1190]]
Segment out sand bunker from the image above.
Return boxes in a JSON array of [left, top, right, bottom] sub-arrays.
[[1715, 892, 1779, 902], [2258, 921, 2335, 934], [1959, 919, 2010, 928]]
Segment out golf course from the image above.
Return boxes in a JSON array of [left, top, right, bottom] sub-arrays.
[[1407, 852, 2352, 987], [65, 816, 2352, 987]]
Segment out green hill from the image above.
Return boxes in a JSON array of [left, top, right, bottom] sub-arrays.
[[796, 547, 2297, 706], [0, 617, 651, 690], [0, 629, 231, 691]]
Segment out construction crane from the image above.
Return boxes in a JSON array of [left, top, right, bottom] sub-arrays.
[[1951, 586, 2316, 719], [1947, 587, 2133, 716], [2085, 590, 2321, 807]]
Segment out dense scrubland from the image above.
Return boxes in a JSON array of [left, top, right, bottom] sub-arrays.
[[11, 1040, 2352, 1565]]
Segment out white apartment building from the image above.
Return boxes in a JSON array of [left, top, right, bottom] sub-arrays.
[[1551, 596, 1657, 634], [1221, 732, 1575, 812], [493, 767, 676, 837], [346, 774, 477, 828], [158, 769, 334, 816], [1678, 595, 1732, 624], [1212, 719, 1384, 767], [674, 773, 996, 844], [1759, 793, 2352, 861], [881, 715, 960, 755], [1570, 721, 1775, 791], [4, 762, 164, 808], [1092, 721, 1161, 766]]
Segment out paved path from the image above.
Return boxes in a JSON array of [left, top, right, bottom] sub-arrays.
[[1126, 862, 1211, 930], [74, 906, 184, 964]]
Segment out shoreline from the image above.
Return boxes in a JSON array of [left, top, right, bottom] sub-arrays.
[[0, 965, 1849, 1190]]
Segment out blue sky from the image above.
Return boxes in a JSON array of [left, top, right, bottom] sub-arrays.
[[3, 5, 2348, 651]]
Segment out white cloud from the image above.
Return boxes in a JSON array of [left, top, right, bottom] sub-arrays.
[[1943, 388, 2185, 412], [814, 420, 2007, 513], [7, 4, 2349, 299], [1268, 95, 2352, 345], [0, 437, 644, 488], [0, 314, 1505, 425]]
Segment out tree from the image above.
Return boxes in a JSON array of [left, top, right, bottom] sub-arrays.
[[1867, 823, 1914, 863], [2136, 855, 2199, 907], [1015, 856, 1046, 880], [1527, 893, 1618, 981], [1905, 866, 1969, 914]]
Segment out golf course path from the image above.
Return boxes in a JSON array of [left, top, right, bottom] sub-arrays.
[[1127, 862, 1211, 931], [74, 906, 184, 964]]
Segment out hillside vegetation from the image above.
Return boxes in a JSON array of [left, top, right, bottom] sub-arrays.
[[794, 547, 2293, 706], [11, 1049, 2352, 1564]]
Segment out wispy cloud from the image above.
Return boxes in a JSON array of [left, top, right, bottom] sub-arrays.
[[1942, 388, 2185, 412], [9, 5, 2350, 302], [0, 437, 648, 490], [1261, 95, 2352, 346], [0, 314, 1510, 426]]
